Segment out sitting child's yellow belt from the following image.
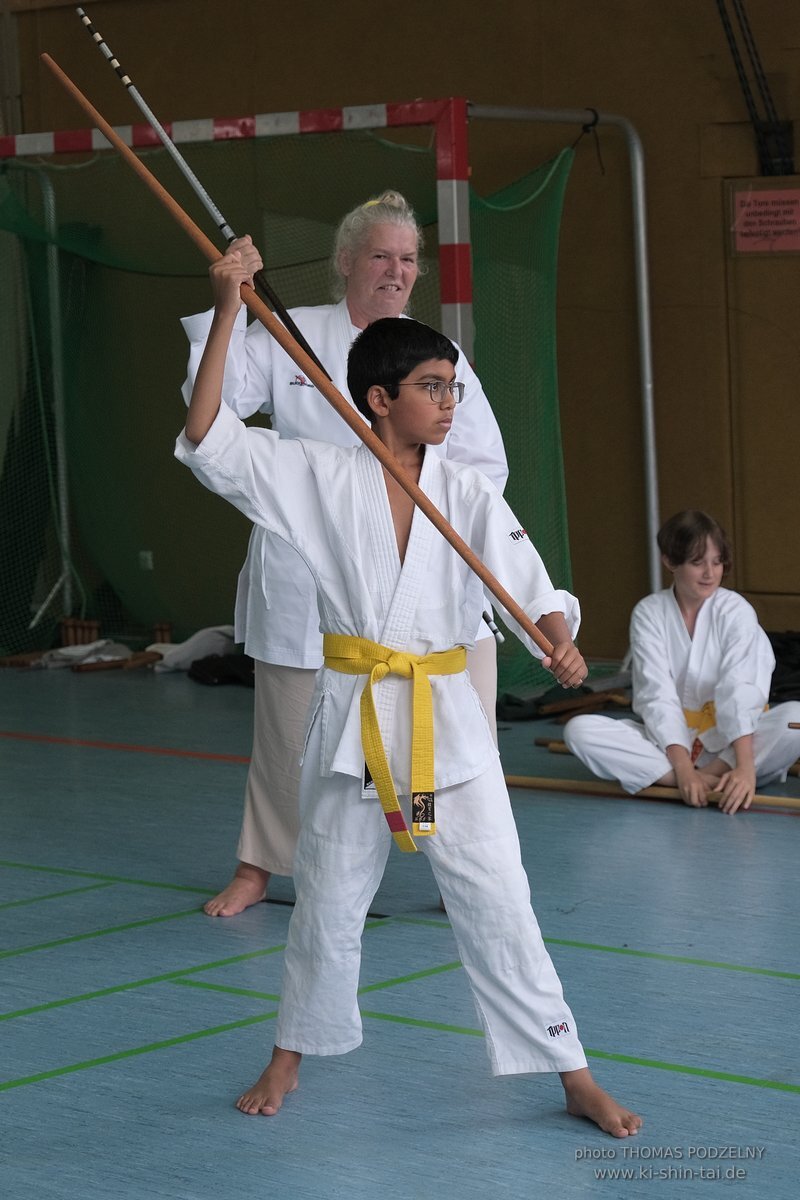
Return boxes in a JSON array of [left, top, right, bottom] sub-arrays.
[[683, 700, 766, 758], [683, 700, 716, 733], [322, 634, 467, 852]]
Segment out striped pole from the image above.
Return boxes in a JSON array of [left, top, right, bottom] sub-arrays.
[[434, 98, 474, 361]]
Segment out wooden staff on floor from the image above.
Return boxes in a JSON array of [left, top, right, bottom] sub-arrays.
[[531, 737, 800, 778], [40, 53, 560, 662], [504, 774, 800, 810]]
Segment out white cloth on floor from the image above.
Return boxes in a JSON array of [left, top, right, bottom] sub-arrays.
[[33, 640, 132, 669], [147, 625, 235, 672]]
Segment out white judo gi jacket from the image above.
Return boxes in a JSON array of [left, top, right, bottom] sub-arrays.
[[176, 404, 577, 793], [631, 587, 775, 756], [181, 301, 508, 667]]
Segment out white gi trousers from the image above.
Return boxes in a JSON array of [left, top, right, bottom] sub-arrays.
[[239, 638, 499, 876], [564, 704, 800, 795], [275, 717, 587, 1076]]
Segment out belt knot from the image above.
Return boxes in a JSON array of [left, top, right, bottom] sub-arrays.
[[322, 634, 466, 852]]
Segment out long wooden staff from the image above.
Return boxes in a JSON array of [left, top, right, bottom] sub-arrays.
[[40, 53, 556, 658], [504, 775, 800, 811]]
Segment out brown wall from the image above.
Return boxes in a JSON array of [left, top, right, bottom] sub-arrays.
[[8, 0, 800, 655]]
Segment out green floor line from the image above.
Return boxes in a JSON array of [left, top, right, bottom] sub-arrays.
[[3, 995, 797, 1094], [171, 978, 281, 1002], [0, 906, 203, 960], [0, 919, 388, 1021], [544, 937, 800, 981], [0, 943, 288, 1023], [0, 859, 216, 896], [0, 882, 116, 911], [0, 1010, 279, 1092], [166, 959, 464, 1004], [357, 961, 462, 993], [392, 916, 451, 929], [392, 917, 799, 981], [584, 1049, 800, 1094], [361, 1015, 800, 1091], [361, 1010, 484, 1036]]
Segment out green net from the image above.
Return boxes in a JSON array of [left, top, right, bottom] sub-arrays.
[[0, 131, 572, 691], [472, 148, 575, 692]]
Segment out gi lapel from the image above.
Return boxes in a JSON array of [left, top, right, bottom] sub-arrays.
[[355, 446, 442, 747]]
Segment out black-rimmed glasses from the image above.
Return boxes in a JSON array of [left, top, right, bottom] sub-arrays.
[[391, 380, 465, 404]]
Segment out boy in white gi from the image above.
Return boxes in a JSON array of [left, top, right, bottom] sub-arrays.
[[565, 510, 800, 813], [176, 248, 643, 1138]]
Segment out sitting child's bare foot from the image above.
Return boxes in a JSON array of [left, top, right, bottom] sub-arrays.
[[236, 1047, 301, 1116], [561, 1068, 642, 1138], [203, 863, 269, 917]]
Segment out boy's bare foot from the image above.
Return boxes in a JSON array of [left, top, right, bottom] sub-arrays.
[[236, 1046, 301, 1116], [561, 1068, 642, 1138], [203, 862, 270, 917]]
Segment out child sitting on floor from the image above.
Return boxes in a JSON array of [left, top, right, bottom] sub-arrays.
[[565, 509, 800, 813]]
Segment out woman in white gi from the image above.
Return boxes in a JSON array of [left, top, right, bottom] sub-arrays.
[[176, 249, 642, 1137], [565, 510, 800, 814], [182, 191, 507, 916]]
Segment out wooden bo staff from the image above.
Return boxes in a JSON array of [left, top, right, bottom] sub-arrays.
[[534, 736, 800, 773], [41, 52, 557, 660], [533, 738, 571, 754], [503, 775, 800, 811]]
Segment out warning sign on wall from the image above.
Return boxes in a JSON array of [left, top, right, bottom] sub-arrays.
[[729, 179, 800, 255]]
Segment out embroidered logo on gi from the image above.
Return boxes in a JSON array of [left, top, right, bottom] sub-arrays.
[[412, 791, 435, 833], [508, 528, 528, 542], [289, 373, 315, 388], [547, 1021, 570, 1038]]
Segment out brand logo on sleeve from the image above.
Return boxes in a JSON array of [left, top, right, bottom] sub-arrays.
[[289, 373, 315, 388], [547, 1021, 571, 1038], [509, 528, 528, 542]]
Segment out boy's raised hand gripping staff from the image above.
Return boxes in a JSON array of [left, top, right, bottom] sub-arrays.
[[185, 252, 256, 445]]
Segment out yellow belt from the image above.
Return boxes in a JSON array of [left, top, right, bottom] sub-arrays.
[[322, 634, 467, 852], [683, 700, 767, 735], [683, 701, 716, 734]]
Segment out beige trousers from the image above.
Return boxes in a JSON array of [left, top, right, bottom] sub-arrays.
[[237, 637, 499, 876]]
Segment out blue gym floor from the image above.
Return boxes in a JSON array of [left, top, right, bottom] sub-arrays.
[[1, 668, 798, 1199]]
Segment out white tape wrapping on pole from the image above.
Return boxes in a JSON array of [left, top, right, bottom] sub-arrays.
[[74, 5, 331, 380], [76, 7, 235, 241]]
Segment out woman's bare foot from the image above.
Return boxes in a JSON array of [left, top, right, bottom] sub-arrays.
[[203, 862, 270, 917], [236, 1046, 301, 1116], [561, 1068, 642, 1138]]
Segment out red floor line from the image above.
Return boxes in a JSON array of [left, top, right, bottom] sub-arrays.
[[0, 729, 250, 763], [3, 730, 797, 813]]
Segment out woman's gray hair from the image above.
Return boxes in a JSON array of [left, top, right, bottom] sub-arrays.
[[331, 190, 424, 300]]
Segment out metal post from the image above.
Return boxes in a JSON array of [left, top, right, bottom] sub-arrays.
[[8, 161, 73, 624]]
